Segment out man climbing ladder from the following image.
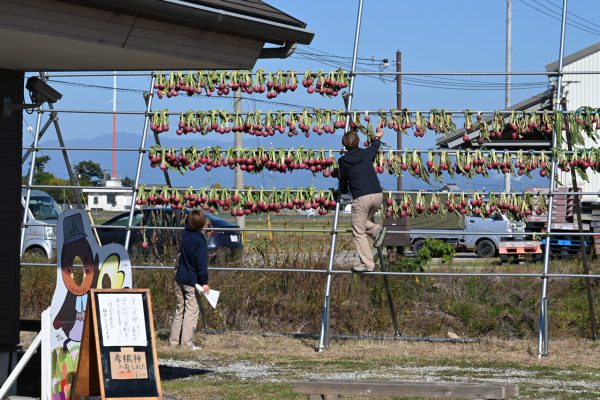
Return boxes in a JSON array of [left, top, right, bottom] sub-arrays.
[[338, 129, 387, 273]]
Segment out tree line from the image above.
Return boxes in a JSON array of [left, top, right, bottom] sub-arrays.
[[23, 156, 133, 204]]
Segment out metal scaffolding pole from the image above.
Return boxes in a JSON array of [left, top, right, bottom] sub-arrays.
[[143, 89, 172, 188], [39, 73, 83, 204], [317, 0, 364, 352], [21, 146, 600, 156], [25, 183, 600, 197], [20, 111, 44, 258], [124, 75, 156, 249], [538, 0, 568, 358], [234, 90, 245, 229], [39, 71, 600, 78], [148, 102, 172, 187], [22, 73, 96, 247], [504, 0, 512, 194], [18, 261, 600, 279], [21, 117, 52, 163], [34, 108, 599, 116], [377, 247, 401, 336]]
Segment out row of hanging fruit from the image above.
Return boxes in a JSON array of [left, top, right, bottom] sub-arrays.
[[136, 186, 337, 216], [147, 145, 600, 182], [149, 107, 600, 144], [153, 69, 349, 99], [134, 186, 547, 221], [147, 145, 337, 176], [383, 191, 547, 220]]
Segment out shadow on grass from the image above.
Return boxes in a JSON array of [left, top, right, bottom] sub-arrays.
[[159, 365, 213, 381]]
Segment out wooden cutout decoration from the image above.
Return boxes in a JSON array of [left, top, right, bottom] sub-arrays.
[[50, 209, 132, 400], [73, 289, 161, 400]]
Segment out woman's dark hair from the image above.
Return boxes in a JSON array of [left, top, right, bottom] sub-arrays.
[[187, 210, 206, 231], [342, 130, 359, 149]]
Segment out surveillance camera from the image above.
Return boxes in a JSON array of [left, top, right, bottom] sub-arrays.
[[2, 77, 63, 116], [26, 77, 62, 105]]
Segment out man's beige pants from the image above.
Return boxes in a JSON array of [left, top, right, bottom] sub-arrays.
[[169, 283, 200, 348], [351, 193, 383, 270]]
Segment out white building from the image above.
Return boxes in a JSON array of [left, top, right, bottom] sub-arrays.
[[83, 178, 133, 211], [546, 42, 600, 201]]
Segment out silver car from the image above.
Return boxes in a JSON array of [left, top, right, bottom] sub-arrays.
[[21, 189, 60, 258]]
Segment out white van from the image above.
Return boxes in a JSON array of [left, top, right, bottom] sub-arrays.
[[21, 189, 61, 258]]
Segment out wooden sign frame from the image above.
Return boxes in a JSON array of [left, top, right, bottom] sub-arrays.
[[73, 289, 162, 400]]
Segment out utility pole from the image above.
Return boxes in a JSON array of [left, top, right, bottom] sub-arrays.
[[505, 0, 512, 109], [504, 0, 512, 192], [395, 49, 410, 248], [234, 90, 245, 229], [396, 49, 402, 192], [112, 71, 117, 179]]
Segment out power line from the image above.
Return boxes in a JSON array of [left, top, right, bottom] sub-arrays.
[[518, 0, 600, 36], [401, 75, 548, 87], [294, 48, 550, 89], [48, 79, 147, 93], [298, 45, 385, 63], [52, 54, 547, 91], [295, 50, 381, 67], [48, 61, 549, 97], [292, 53, 549, 90], [403, 76, 548, 89], [202, 94, 315, 110], [401, 78, 548, 91], [290, 52, 395, 83], [530, 0, 600, 34], [540, 0, 600, 32], [47, 79, 316, 109]]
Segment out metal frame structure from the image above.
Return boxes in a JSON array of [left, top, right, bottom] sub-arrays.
[[124, 75, 156, 249], [30, 108, 600, 114], [538, 0, 567, 357], [317, 0, 364, 352], [20, 0, 598, 356]]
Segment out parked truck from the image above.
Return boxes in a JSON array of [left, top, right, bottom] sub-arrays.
[[384, 209, 541, 260], [21, 189, 61, 258]]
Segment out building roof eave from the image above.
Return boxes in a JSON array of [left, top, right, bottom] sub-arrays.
[[73, 0, 315, 46], [436, 89, 554, 149], [545, 41, 600, 71]]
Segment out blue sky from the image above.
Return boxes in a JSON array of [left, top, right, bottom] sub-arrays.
[[23, 0, 600, 191]]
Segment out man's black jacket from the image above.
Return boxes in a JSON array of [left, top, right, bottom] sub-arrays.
[[338, 138, 382, 199]]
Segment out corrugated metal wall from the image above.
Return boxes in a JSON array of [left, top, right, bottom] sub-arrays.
[[560, 51, 600, 201]]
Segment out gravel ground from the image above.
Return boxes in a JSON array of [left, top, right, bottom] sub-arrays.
[[159, 357, 600, 398], [156, 333, 600, 399], [20, 327, 598, 398]]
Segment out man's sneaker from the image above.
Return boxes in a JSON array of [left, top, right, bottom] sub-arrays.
[[351, 265, 369, 273], [374, 226, 387, 248], [352, 265, 375, 273]]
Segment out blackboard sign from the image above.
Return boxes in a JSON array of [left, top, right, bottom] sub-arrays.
[[73, 289, 162, 400]]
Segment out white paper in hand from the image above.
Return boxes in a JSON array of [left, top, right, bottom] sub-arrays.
[[195, 284, 220, 309]]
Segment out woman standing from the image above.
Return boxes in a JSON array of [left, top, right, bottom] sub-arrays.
[[169, 210, 210, 349]]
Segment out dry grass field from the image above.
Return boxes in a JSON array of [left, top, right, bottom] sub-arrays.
[[156, 332, 600, 399]]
